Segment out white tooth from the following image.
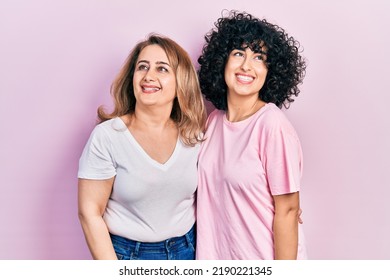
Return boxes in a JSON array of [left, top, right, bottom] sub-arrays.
[[143, 87, 159, 92], [237, 75, 253, 82]]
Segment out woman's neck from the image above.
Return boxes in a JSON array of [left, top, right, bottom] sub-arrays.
[[132, 105, 174, 129], [226, 96, 266, 122]]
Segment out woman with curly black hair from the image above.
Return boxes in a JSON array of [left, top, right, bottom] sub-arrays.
[[196, 11, 308, 259]]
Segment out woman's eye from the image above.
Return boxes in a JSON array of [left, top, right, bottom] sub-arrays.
[[137, 64, 148, 71], [254, 55, 263, 60], [233, 51, 244, 57], [158, 66, 168, 73]]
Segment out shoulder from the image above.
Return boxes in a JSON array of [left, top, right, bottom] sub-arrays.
[[93, 117, 126, 136], [258, 103, 298, 137], [261, 103, 287, 121], [96, 117, 125, 131], [207, 109, 224, 123], [204, 109, 225, 132], [87, 117, 126, 146]]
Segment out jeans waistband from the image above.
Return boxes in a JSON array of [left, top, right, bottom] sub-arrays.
[[109, 224, 195, 250]]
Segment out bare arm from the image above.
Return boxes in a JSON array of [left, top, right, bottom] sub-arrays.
[[273, 191, 300, 260], [78, 178, 117, 260]]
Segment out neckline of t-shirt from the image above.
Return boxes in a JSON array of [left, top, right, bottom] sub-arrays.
[[223, 102, 273, 126], [114, 117, 181, 170]]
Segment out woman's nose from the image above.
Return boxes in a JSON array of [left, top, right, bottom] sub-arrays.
[[143, 70, 156, 82]]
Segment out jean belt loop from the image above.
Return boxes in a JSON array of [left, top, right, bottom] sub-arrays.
[[185, 232, 191, 247], [134, 241, 141, 256]]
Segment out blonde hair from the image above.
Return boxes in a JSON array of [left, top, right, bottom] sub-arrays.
[[98, 34, 206, 146]]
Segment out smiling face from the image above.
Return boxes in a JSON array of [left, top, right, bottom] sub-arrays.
[[224, 47, 268, 101], [132, 44, 176, 108]]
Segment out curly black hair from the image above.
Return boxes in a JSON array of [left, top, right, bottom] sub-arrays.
[[198, 11, 306, 110]]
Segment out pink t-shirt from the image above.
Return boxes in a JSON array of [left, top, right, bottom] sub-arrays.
[[196, 103, 307, 259]]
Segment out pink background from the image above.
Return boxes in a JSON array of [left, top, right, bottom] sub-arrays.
[[1, 0, 389, 259]]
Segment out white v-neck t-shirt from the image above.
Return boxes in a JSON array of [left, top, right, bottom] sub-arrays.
[[78, 117, 199, 242]]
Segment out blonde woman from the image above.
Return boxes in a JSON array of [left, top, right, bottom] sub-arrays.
[[78, 34, 206, 260]]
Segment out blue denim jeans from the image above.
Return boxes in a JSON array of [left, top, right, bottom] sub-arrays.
[[110, 224, 196, 260]]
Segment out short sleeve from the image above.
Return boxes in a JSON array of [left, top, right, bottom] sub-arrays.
[[264, 118, 303, 196], [78, 125, 116, 180]]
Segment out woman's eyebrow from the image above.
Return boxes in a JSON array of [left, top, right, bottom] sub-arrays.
[[137, 60, 149, 64], [156, 61, 171, 67], [137, 60, 170, 67]]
